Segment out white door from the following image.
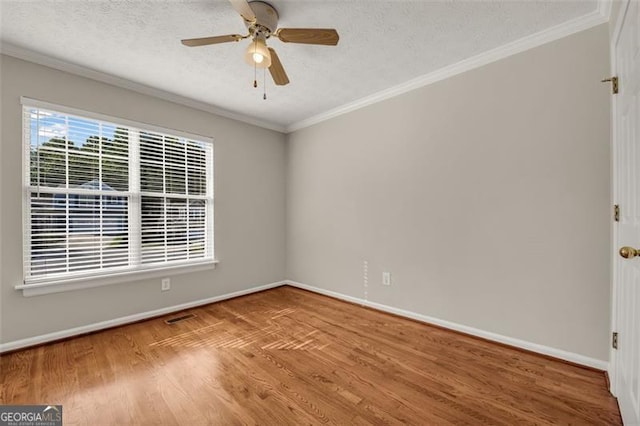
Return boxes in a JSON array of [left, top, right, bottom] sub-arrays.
[[613, 0, 640, 424]]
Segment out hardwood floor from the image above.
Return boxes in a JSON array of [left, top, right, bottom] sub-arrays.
[[0, 286, 621, 425]]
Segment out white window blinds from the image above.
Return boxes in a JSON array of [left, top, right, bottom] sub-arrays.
[[23, 102, 214, 285]]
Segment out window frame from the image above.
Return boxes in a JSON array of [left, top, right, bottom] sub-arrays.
[[17, 97, 217, 297]]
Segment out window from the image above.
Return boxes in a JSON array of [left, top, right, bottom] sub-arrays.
[[22, 99, 215, 290]]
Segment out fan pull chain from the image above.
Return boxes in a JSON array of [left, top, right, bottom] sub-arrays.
[[253, 39, 258, 88], [263, 67, 267, 100], [253, 63, 257, 88]]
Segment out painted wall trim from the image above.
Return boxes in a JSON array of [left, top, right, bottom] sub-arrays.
[[286, 281, 609, 371], [607, 0, 630, 396], [598, 0, 613, 21], [0, 43, 286, 134], [285, 9, 609, 133], [1, 3, 610, 135], [0, 280, 287, 353], [16, 260, 219, 297], [2, 278, 610, 370]]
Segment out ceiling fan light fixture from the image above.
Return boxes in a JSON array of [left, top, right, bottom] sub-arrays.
[[253, 52, 264, 63], [245, 38, 271, 68], [182, 0, 338, 87]]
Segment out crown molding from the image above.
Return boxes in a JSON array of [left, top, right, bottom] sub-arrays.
[[1, 3, 611, 136], [286, 8, 609, 133], [0, 42, 287, 134]]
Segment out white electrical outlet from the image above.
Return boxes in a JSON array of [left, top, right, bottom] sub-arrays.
[[161, 278, 171, 291], [382, 272, 391, 286]]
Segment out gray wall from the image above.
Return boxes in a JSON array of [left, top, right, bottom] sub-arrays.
[[0, 55, 286, 344], [286, 24, 612, 361], [0, 23, 613, 362]]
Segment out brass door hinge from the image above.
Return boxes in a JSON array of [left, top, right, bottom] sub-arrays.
[[602, 76, 619, 94], [612, 332, 618, 349], [614, 204, 620, 222]]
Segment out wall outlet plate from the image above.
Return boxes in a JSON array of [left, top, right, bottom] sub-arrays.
[[382, 272, 391, 286], [161, 278, 171, 291]]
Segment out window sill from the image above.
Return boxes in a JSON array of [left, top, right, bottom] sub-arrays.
[[15, 260, 219, 297]]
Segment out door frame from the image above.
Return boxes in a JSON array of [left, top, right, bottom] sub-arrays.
[[609, 0, 631, 395]]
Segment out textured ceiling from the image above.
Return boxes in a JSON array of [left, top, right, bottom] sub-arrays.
[[1, 0, 599, 131]]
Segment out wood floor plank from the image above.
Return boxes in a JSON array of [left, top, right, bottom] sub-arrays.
[[0, 286, 622, 425]]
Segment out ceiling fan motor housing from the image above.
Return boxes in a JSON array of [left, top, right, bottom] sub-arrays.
[[246, 1, 279, 39]]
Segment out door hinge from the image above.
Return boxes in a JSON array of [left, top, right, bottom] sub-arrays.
[[614, 204, 620, 222], [601, 76, 619, 94], [612, 332, 618, 349]]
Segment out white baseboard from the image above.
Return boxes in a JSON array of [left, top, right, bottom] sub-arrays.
[[285, 280, 609, 371], [0, 280, 287, 353], [1, 279, 610, 372]]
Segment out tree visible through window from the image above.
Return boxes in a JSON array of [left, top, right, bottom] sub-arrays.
[[24, 104, 214, 285]]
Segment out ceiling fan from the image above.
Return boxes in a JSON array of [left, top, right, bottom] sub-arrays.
[[181, 0, 339, 87]]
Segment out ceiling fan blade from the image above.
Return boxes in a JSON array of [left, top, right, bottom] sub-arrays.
[[275, 28, 339, 46], [181, 34, 244, 47], [229, 0, 256, 23], [268, 48, 289, 86]]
